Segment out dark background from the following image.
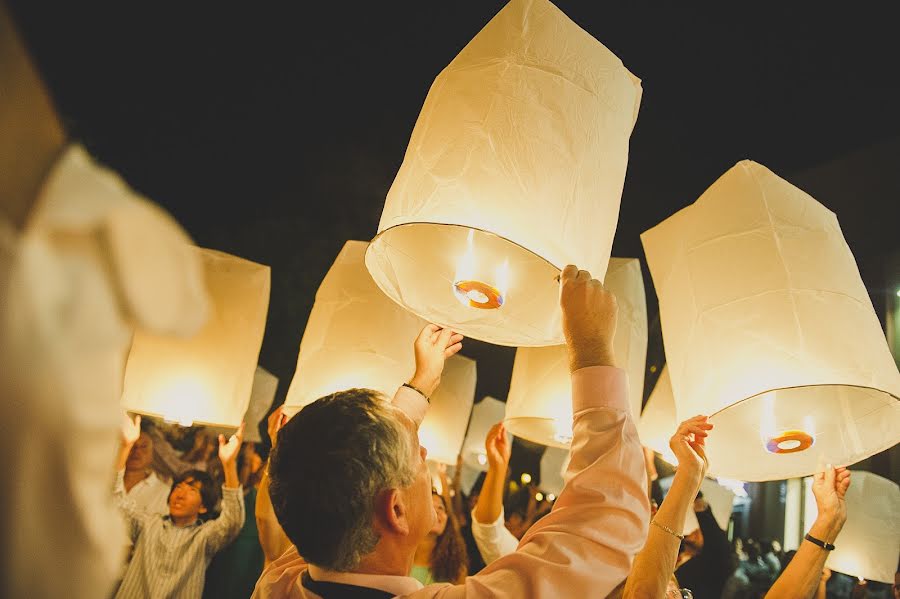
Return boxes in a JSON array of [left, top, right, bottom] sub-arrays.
[[12, 2, 900, 483]]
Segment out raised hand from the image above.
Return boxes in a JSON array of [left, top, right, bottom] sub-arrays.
[[812, 465, 851, 528], [267, 405, 288, 448], [218, 422, 245, 466], [668, 415, 712, 483], [485, 422, 511, 469], [558, 265, 618, 372], [121, 412, 141, 447], [408, 324, 464, 397]]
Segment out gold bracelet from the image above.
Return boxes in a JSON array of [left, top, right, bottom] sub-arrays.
[[651, 518, 685, 540]]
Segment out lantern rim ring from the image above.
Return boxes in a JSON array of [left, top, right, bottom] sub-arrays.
[[704, 383, 900, 421]]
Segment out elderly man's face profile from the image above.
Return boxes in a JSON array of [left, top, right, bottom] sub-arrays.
[[394, 407, 437, 541]]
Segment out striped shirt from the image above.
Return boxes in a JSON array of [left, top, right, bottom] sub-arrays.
[[114, 471, 245, 599]]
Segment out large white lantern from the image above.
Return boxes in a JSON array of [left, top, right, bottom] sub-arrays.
[[461, 396, 508, 470], [539, 446, 569, 496], [285, 240, 426, 416], [659, 476, 735, 534], [817, 471, 899, 584], [122, 248, 270, 428], [243, 366, 279, 444], [642, 161, 900, 481], [638, 365, 678, 464], [505, 258, 647, 447], [365, 0, 642, 347], [419, 354, 477, 465]]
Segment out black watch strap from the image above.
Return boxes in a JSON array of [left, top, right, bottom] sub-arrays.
[[804, 533, 835, 551]]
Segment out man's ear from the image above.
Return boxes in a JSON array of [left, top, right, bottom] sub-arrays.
[[375, 488, 409, 536]]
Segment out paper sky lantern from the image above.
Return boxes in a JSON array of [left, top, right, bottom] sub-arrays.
[[659, 476, 735, 534], [122, 248, 270, 428], [539, 446, 569, 496], [285, 240, 426, 416], [642, 161, 900, 481], [419, 354, 477, 465], [461, 396, 508, 470], [814, 471, 899, 584], [505, 258, 647, 447], [638, 365, 678, 464], [365, 0, 641, 347], [243, 366, 279, 444]]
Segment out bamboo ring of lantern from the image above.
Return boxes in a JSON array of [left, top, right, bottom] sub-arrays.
[[364, 0, 642, 347], [765, 429, 814, 454], [642, 161, 900, 481]]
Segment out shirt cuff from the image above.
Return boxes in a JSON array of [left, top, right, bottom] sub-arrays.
[[571, 366, 629, 414], [222, 485, 243, 498], [391, 385, 428, 427], [471, 506, 505, 528]]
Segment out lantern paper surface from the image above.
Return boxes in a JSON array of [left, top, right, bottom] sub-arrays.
[[505, 258, 647, 447], [638, 366, 678, 464], [539, 446, 569, 496], [365, 0, 642, 347], [818, 471, 899, 583], [659, 476, 734, 534], [461, 396, 508, 471], [243, 366, 279, 444], [419, 354, 477, 465], [642, 161, 900, 481], [285, 241, 426, 416], [122, 248, 270, 428]]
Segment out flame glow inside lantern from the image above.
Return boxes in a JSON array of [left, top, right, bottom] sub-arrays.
[[637, 365, 678, 465], [461, 396, 508, 471], [642, 161, 900, 481], [659, 476, 735, 534], [419, 354, 477, 465], [122, 248, 270, 428], [364, 0, 642, 347], [505, 258, 647, 447], [284, 240, 426, 416], [243, 366, 279, 444], [805, 472, 899, 584]]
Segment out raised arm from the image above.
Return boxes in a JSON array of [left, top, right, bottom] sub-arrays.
[[471, 422, 519, 565], [765, 467, 850, 599], [622, 415, 712, 599], [442, 265, 650, 598], [257, 406, 293, 565], [391, 324, 462, 427], [201, 423, 246, 553], [114, 413, 153, 541]]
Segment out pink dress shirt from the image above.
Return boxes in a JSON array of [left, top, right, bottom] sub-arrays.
[[252, 366, 649, 598]]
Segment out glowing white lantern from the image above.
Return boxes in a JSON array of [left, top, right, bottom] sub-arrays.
[[539, 446, 569, 496], [243, 366, 279, 443], [822, 471, 899, 584], [285, 240, 426, 416], [659, 476, 735, 534], [122, 248, 270, 428], [638, 365, 678, 464], [365, 0, 642, 347], [505, 258, 647, 447], [642, 161, 900, 481], [419, 354, 477, 465], [461, 396, 508, 470]]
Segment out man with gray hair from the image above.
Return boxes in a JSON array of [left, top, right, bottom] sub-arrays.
[[254, 265, 650, 598]]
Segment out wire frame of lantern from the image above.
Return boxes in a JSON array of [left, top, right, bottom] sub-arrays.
[[122, 248, 270, 428], [638, 365, 678, 465], [365, 0, 642, 347], [504, 258, 647, 447], [243, 366, 279, 444], [820, 471, 899, 584], [285, 240, 426, 416], [642, 160, 900, 481], [419, 354, 477, 465]]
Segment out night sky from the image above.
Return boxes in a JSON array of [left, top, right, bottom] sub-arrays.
[[12, 2, 900, 476]]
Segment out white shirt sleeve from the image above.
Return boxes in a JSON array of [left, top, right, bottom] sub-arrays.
[[470, 507, 519, 566]]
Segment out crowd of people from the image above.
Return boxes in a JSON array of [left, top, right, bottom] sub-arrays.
[[2, 2, 896, 597]]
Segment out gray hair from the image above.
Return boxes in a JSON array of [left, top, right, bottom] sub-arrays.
[[269, 388, 417, 571]]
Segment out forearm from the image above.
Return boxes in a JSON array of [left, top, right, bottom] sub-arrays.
[[115, 444, 133, 471], [765, 516, 842, 599], [256, 468, 292, 563], [623, 467, 701, 599], [474, 462, 507, 524], [223, 461, 239, 489]]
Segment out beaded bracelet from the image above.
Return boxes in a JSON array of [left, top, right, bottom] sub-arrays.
[[651, 519, 685, 541]]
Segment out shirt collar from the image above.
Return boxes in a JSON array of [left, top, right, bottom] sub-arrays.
[[306, 564, 424, 597]]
